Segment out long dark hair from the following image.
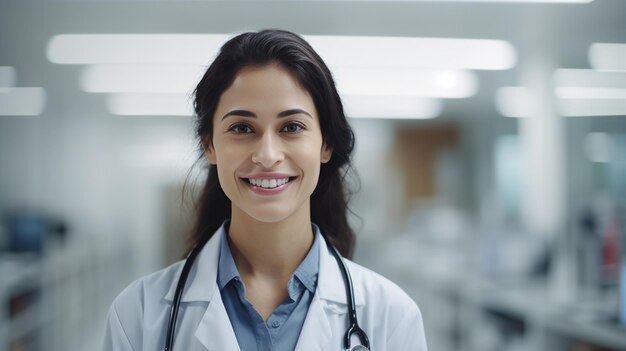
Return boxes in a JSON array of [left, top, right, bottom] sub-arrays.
[[185, 29, 357, 258]]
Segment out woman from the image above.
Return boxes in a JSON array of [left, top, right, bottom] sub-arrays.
[[103, 29, 427, 351]]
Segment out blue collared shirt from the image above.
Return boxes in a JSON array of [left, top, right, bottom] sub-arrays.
[[217, 221, 320, 351]]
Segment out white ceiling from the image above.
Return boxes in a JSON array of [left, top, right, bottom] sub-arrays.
[[1, 0, 625, 119]]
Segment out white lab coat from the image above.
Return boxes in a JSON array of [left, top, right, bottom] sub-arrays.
[[102, 229, 428, 350]]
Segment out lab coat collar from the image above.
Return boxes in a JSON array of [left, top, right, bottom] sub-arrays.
[[295, 232, 364, 350], [163, 222, 365, 307], [194, 284, 240, 350], [317, 231, 365, 306], [163, 223, 225, 303]]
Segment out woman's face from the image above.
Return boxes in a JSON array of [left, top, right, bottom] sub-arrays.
[[205, 64, 332, 224]]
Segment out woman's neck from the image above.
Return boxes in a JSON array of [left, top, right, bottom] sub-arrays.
[[227, 206, 315, 281]]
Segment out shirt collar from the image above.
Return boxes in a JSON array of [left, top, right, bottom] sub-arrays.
[[163, 220, 363, 306], [292, 223, 320, 293], [217, 220, 240, 290], [216, 220, 321, 293]]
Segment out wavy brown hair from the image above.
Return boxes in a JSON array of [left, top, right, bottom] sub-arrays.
[[185, 29, 357, 258]]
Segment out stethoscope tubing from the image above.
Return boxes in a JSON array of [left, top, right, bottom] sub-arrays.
[[326, 243, 370, 350], [164, 237, 206, 351], [164, 234, 370, 351]]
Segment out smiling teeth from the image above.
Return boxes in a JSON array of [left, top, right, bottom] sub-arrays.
[[248, 178, 289, 188]]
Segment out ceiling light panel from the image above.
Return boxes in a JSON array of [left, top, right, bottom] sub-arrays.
[[341, 95, 442, 119], [554, 69, 626, 88], [82, 64, 476, 98], [47, 34, 229, 64], [496, 86, 626, 117], [334, 68, 478, 98], [558, 99, 626, 117], [47, 34, 516, 71], [0, 87, 46, 116], [106, 93, 193, 116], [81, 65, 206, 93], [556, 87, 626, 100], [306, 35, 516, 70], [589, 43, 626, 71], [495, 86, 535, 118]]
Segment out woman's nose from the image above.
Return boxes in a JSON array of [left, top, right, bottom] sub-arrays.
[[251, 132, 284, 168]]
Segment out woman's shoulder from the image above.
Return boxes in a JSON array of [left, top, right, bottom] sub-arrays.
[[110, 259, 185, 313], [103, 260, 186, 350], [342, 259, 427, 349], [344, 258, 420, 312]]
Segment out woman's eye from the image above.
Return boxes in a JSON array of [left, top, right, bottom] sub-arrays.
[[228, 123, 253, 134], [281, 122, 305, 134]]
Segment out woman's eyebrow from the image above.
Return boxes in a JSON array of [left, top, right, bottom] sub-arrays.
[[222, 109, 255, 120], [277, 109, 312, 119], [222, 108, 312, 121]]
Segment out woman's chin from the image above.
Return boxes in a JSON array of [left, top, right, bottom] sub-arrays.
[[236, 203, 307, 225], [244, 210, 293, 224]]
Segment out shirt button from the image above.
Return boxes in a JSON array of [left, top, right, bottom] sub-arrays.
[[271, 320, 280, 328]]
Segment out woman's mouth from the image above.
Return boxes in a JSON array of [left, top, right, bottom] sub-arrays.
[[247, 177, 292, 188], [242, 176, 297, 195]]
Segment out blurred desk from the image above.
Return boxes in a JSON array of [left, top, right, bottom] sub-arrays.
[[0, 234, 133, 351], [376, 237, 626, 351], [414, 270, 626, 351]]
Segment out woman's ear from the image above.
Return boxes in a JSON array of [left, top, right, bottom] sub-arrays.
[[321, 142, 333, 164], [203, 137, 217, 165], [205, 147, 216, 165]]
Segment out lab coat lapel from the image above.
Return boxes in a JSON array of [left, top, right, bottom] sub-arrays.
[[163, 223, 240, 350], [164, 226, 222, 303], [295, 232, 348, 351], [294, 291, 332, 351], [316, 232, 365, 306], [194, 285, 240, 351]]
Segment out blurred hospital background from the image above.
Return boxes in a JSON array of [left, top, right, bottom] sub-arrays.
[[1, 0, 625, 350]]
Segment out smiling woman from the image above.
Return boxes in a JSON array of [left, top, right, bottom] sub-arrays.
[[206, 64, 332, 226], [102, 29, 427, 351]]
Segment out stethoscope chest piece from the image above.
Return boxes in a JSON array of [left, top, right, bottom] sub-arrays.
[[348, 345, 370, 351]]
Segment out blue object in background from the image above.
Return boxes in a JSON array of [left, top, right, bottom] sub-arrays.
[[7, 213, 48, 254]]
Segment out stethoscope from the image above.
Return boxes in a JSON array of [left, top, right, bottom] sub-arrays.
[[164, 232, 371, 351]]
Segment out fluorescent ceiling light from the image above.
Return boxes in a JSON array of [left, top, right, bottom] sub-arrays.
[[552, 69, 626, 113], [81, 64, 475, 98], [0, 87, 46, 116], [341, 95, 442, 119], [81, 65, 206, 93], [306, 35, 516, 70], [334, 68, 478, 98], [107, 93, 193, 116], [556, 87, 626, 100], [0, 66, 16, 87], [47, 34, 516, 70], [496, 86, 626, 117], [558, 99, 626, 117], [554, 69, 626, 88], [495, 87, 536, 118], [47, 34, 229, 64], [108, 91, 442, 119], [589, 43, 626, 71]]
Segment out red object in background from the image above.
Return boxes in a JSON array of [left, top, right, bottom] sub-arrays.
[[603, 219, 621, 281]]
